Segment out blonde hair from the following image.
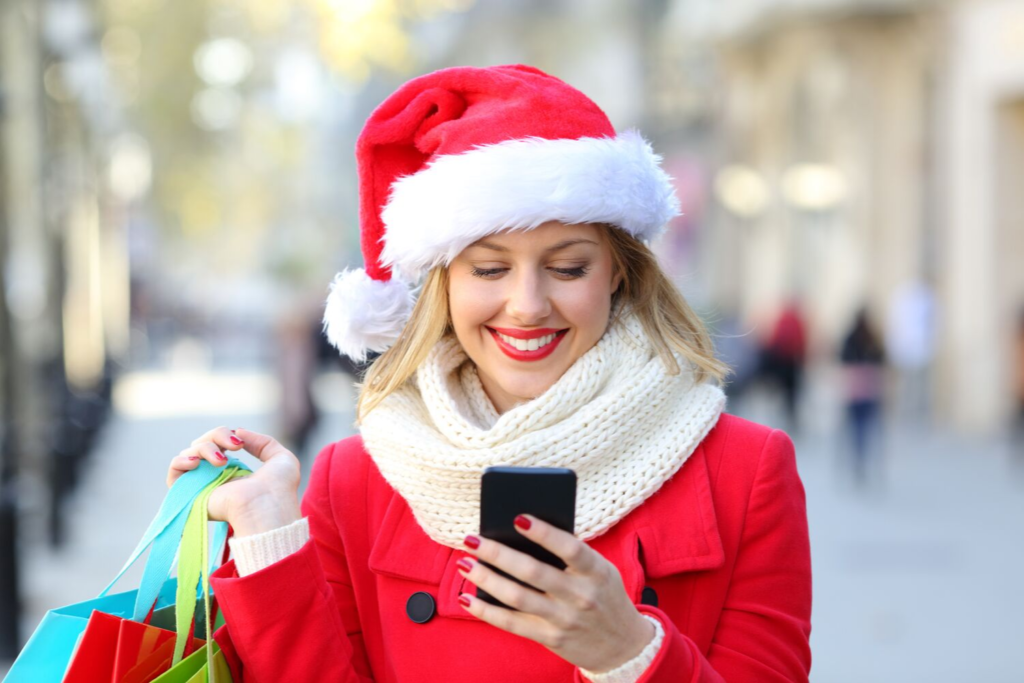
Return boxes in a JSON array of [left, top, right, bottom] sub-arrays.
[[353, 224, 731, 425]]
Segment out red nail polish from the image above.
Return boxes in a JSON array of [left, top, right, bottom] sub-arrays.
[[230, 436, 243, 445], [215, 451, 226, 460], [463, 534, 481, 550], [514, 515, 532, 531], [457, 557, 474, 572], [188, 456, 200, 461], [458, 593, 471, 608]]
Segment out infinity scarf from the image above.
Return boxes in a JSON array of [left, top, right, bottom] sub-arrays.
[[359, 303, 727, 549]]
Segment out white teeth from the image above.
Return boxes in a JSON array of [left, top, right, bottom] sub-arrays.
[[496, 331, 559, 351]]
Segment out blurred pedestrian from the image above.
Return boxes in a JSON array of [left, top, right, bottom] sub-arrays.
[[885, 279, 936, 426], [1014, 308, 1024, 463], [760, 299, 808, 434], [839, 306, 886, 488], [275, 295, 322, 461]]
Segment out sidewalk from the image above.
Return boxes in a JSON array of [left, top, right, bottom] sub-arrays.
[[4, 370, 1023, 681]]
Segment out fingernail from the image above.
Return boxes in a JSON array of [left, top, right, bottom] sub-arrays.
[[215, 451, 227, 461], [458, 593, 472, 608], [229, 436, 243, 445], [188, 456, 200, 461], [514, 515, 532, 531], [456, 557, 474, 573], [463, 534, 481, 550]]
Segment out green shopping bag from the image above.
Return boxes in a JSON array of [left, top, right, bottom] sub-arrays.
[[149, 640, 232, 683]]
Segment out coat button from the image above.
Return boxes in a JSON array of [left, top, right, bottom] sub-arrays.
[[640, 586, 658, 608], [406, 591, 436, 624]]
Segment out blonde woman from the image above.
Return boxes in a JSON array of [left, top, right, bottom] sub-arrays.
[[167, 64, 812, 682]]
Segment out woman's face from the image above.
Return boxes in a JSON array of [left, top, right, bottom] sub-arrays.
[[447, 221, 623, 414]]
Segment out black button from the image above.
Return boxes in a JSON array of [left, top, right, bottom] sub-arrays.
[[640, 586, 658, 607], [406, 591, 436, 624]]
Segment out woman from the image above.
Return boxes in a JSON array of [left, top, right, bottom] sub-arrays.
[[167, 64, 812, 682], [838, 307, 886, 487]]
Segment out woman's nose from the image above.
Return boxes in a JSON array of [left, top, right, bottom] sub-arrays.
[[505, 272, 551, 322]]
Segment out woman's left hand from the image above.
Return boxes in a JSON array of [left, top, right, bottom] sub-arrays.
[[457, 514, 655, 673]]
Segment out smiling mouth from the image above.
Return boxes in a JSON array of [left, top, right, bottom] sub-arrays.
[[485, 327, 569, 359], [493, 330, 563, 349]]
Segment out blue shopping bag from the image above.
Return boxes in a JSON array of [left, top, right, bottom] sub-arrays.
[[3, 459, 250, 682]]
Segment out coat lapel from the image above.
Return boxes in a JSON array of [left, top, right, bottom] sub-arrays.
[[628, 442, 725, 578], [367, 491, 452, 584]]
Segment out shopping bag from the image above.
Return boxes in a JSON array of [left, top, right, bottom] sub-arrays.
[[150, 640, 231, 683], [59, 464, 249, 683], [60, 609, 204, 683], [1, 576, 179, 682], [3, 459, 251, 682]]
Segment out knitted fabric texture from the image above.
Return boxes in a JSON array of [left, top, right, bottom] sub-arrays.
[[580, 615, 665, 683], [229, 517, 310, 577], [359, 301, 727, 548]]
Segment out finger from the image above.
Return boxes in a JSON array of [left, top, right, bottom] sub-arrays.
[[456, 556, 563, 624], [194, 441, 231, 467], [190, 426, 246, 454], [457, 591, 557, 646], [231, 428, 294, 464], [512, 515, 600, 575], [167, 452, 203, 488], [462, 534, 575, 600]]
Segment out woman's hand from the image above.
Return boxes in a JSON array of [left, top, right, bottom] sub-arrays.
[[166, 426, 302, 537], [457, 515, 655, 673]]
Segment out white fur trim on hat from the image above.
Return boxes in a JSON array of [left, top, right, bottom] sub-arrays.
[[378, 128, 681, 282], [322, 268, 416, 363]]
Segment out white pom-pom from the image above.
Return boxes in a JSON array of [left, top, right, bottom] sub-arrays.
[[322, 268, 415, 364]]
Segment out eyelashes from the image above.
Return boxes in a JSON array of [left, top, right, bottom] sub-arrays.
[[470, 266, 591, 280]]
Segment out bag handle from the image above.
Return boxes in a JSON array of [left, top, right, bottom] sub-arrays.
[[172, 464, 251, 673], [98, 458, 253, 623]]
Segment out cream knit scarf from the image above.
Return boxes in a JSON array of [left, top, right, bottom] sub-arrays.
[[359, 302, 728, 549]]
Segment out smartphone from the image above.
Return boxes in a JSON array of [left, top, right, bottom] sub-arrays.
[[476, 466, 577, 609]]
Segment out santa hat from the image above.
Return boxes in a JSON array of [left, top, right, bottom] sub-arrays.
[[323, 63, 681, 363]]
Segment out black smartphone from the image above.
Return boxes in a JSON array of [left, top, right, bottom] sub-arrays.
[[476, 466, 577, 609]]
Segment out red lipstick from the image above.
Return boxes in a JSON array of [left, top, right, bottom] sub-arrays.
[[487, 327, 568, 361]]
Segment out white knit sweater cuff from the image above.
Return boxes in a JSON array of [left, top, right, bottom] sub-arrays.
[[578, 614, 665, 683], [228, 517, 310, 577]]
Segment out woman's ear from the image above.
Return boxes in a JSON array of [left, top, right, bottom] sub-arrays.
[[611, 267, 624, 295]]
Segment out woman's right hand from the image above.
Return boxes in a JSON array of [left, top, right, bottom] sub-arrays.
[[167, 427, 302, 537]]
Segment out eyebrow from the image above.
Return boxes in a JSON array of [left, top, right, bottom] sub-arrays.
[[469, 238, 599, 253]]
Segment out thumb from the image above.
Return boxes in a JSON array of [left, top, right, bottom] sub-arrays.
[[232, 428, 292, 463]]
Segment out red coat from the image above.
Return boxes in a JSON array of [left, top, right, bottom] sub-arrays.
[[209, 412, 812, 682]]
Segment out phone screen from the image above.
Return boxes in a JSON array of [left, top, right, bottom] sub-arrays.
[[476, 466, 577, 609]]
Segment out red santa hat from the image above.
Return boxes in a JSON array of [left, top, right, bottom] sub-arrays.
[[323, 63, 681, 362]]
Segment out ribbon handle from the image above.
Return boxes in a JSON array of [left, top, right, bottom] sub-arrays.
[[98, 459, 252, 623], [173, 464, 251, 676]]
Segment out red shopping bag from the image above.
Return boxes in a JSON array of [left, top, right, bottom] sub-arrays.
[[60, 521, 234, 682], [61, 607, 205, 683]]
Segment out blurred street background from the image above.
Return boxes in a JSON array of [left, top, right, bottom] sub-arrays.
[[1, 0, 1023, 681]]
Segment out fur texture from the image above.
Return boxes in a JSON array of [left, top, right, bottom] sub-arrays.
[[322, 268, 415, 363], [378, 128, 681, 282]]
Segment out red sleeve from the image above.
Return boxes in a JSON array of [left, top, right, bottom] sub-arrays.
[[209, 441, 375, 683], [574, 429, 813, 683]]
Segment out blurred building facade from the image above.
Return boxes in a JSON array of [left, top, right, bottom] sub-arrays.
[[664, 0, 1024, 432], [1, 0, 130, 655]]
